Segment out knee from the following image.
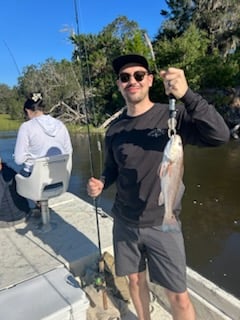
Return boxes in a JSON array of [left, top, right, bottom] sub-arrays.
[[128, 272, 147, 289], [166, 290, 192, 311]]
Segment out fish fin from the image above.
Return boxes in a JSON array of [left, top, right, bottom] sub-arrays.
[[159, 161, 171, 178], [160, 214, 181, 233], [168, 163, 174, 177]]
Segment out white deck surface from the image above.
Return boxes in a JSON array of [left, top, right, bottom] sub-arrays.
[[0, 192, 113, 290], [0, 192, 171, 319], [1, 192, 239, 319]]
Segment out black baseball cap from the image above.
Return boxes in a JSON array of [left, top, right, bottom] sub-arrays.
[[112, 54, 149, 75]]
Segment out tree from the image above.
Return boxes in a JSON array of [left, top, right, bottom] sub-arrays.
[[0, 84, 13, 114], [157, 0, 240, 56], [157, 0, 195, 40], [154, 24, 210, 91], [18, 59, 85, 111], [0, 85, 23, 120], [193, 0, 240, 56], [70, 16, 154, 124], [1, 11, 239, 128]]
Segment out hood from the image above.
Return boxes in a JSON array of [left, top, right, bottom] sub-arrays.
[[35, 115, 61, 137]]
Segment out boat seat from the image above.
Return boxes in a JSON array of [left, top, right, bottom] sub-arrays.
[[15, 154, 72, 232]]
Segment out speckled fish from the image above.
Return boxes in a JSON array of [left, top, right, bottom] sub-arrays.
[[158, 134, 185, 232]]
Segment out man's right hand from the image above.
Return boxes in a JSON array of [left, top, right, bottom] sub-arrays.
[[87, 177, 104, 198], [160, 67, 188, 99]]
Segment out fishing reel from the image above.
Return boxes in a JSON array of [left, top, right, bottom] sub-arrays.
[[97, 206, 108, 218], [94, 272, 106, 291]]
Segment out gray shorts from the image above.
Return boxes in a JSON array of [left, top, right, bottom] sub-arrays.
[[113, 218, 187, 293]]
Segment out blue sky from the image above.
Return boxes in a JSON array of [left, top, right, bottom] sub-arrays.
[[1, 0, 168, 87]]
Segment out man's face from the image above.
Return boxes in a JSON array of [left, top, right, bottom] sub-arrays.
[[116, 65, 153, 104]]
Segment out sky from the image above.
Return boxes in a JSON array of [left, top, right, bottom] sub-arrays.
[[0, 0, 168, 87]]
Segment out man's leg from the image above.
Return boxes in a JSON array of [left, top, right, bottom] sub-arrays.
[[165, 288, 195, 320], [128, 271, 151, 320]]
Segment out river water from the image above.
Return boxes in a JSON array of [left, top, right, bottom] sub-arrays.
[[1, 131, 240, 299]]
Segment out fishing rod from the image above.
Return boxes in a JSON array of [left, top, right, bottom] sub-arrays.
[[72, 1, 106, 216], [144, 33, 177, 137], [3, 40, 21, 77], [73, 0, 108, 310]]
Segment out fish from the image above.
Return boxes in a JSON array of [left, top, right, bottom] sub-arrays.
[[158, 134, 185, 232]]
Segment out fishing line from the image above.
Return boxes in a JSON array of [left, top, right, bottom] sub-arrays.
[[73, 0, 95, 177], [73, 0, 104, 191], [73, 0, 108, 309], [73, 16, 106, 217], [144, 33, 159, 75], [73, 0, 104, 232], [95, 140, 107, 218], [144, 32, 177, 136]]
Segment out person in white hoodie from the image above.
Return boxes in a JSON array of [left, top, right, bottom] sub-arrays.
[[14, 92, 73, 177]]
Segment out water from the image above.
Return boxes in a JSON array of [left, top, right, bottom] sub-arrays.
[[1, 131, 240, 299], [182, 142, 240, 299]]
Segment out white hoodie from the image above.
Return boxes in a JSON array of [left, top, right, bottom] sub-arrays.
[[14, 115, 72, 173]]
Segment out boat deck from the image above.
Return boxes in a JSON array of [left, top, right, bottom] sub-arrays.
[[0, 192, 171, 319], [1, 192, 240, 319]]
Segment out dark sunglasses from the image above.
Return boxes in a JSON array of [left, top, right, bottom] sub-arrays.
[[118, 71, 149, 83]]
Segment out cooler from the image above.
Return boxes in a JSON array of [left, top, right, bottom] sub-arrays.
[[0, 266, 89, 320]]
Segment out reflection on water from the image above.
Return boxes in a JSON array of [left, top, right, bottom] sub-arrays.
[[1, 132, 240, 299]]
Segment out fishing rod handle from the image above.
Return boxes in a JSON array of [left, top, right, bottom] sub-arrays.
[[102, 289, 108, 310], [99, 258, 108, 310]]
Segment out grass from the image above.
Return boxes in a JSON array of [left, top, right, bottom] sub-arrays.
[[0, 114, 22, 131], [67, 123, 105, 134], [0, 114, 105, 133]]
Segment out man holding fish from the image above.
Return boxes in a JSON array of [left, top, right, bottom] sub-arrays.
[[87, 54, 230, 320]]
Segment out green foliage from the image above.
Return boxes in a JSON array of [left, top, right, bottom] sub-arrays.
[[70, 16, 155, 125], [8, 98, 24, 120], [0, 85, 24, 120], [158, 0, 195, 39], [1, 9, 240, 129], [159, 0, 240, 56], [0, 84, 16, 114], [18, 59, 84, 111], [154, 24, 210, 90], [198, 51, 239, 88]]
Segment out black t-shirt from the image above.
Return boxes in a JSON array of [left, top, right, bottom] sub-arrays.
[[102, 89, 230, 227]]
